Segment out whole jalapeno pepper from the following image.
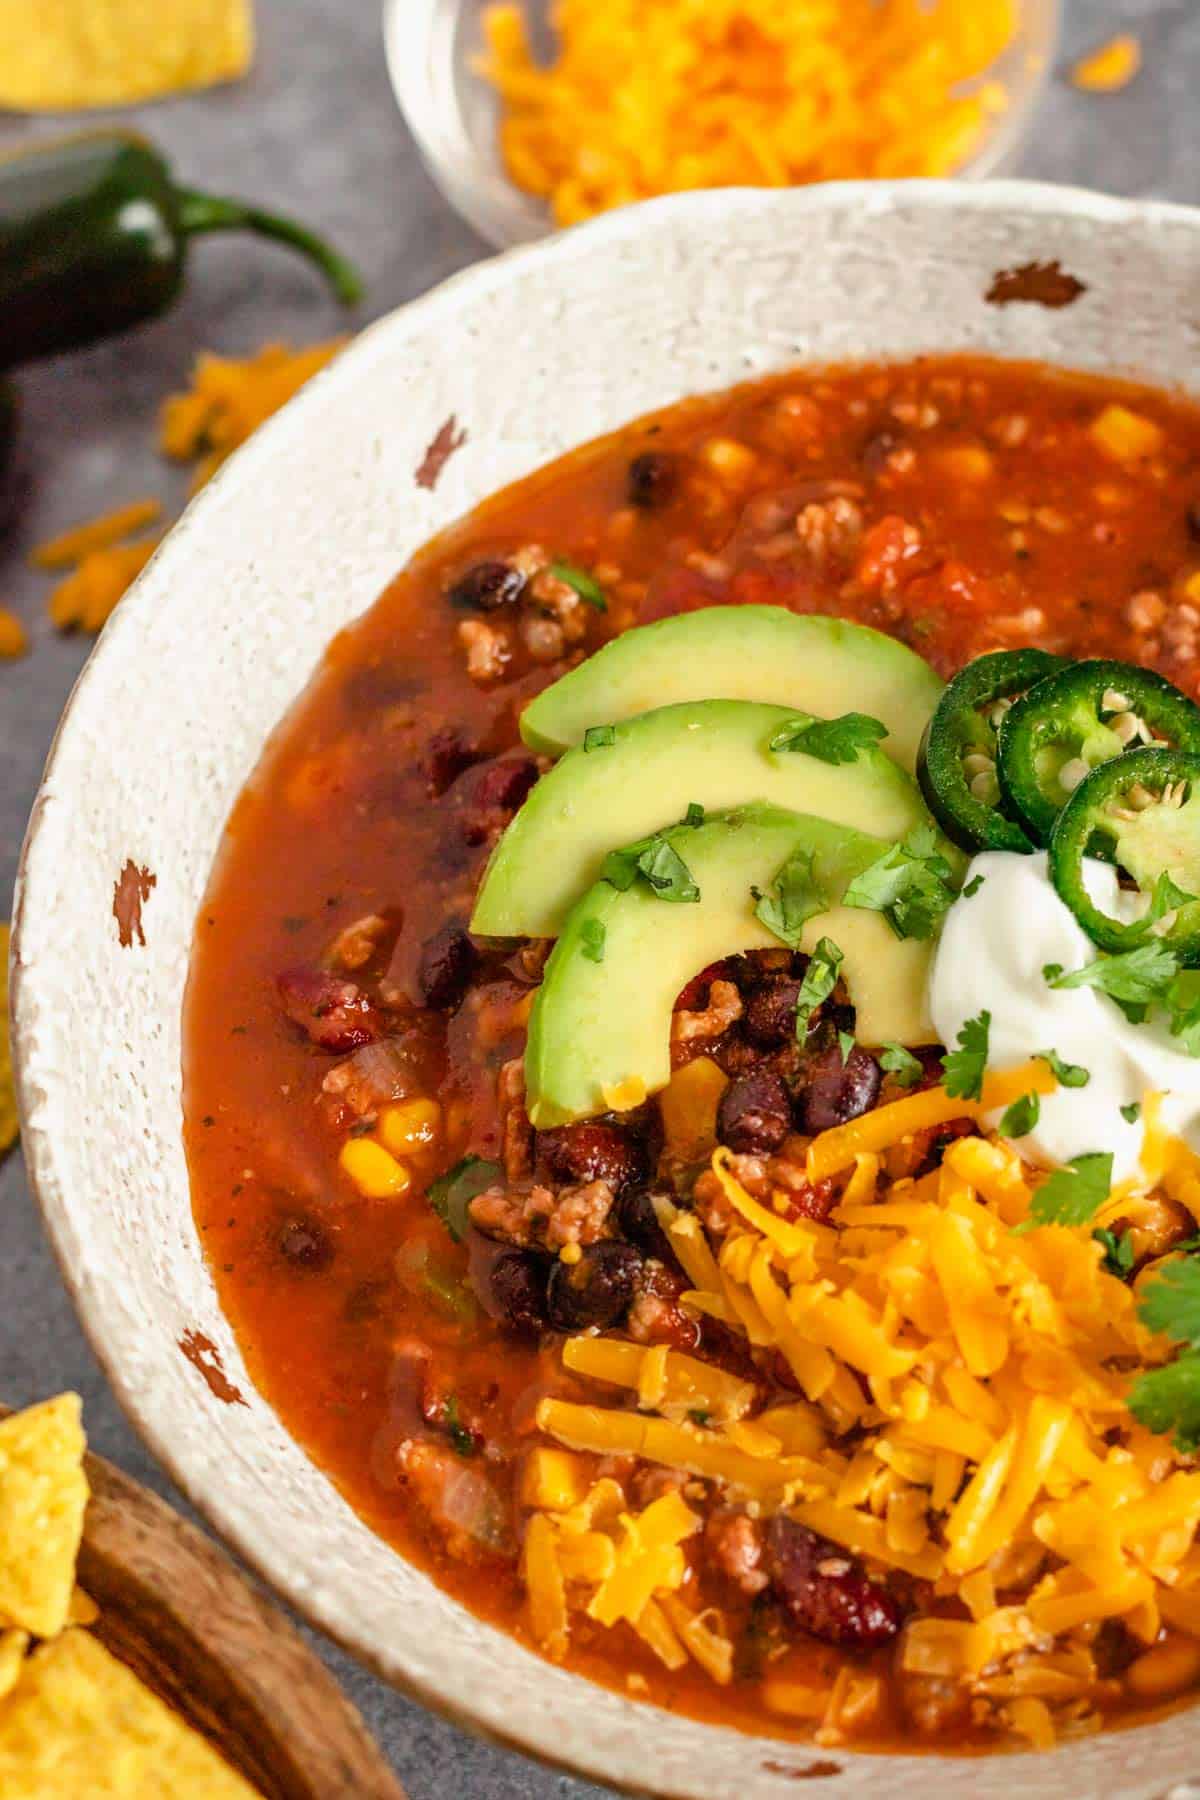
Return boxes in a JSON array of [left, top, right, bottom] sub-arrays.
[[1048, 746, 1200, 962], [916, 647, 1065, 854], [0, 130, 363, 371], [998, 659, 1200, 850]]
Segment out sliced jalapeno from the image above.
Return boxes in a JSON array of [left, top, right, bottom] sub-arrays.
[[916, 648, 1065, 853], [997, 659, 1200, 849], [1049, 747, 1200, 963]]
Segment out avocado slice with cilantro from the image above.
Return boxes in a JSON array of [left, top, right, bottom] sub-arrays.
[[473, 698, 945, 939], [525, 803, 938, 1128], [519, 606, 943, 773]]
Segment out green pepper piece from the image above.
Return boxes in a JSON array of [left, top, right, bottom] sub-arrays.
[[916, 648, 1065, 854], [0, 130, 363, 371], [1048, 747, 1200, 963], [998, 660, 1200, 850]]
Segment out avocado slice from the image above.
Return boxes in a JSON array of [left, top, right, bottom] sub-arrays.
[[525, 803, 936, 1129], [473, 698, 940, 939], [520, 606, 943, 774]]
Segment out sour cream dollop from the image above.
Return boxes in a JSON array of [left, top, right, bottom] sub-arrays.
[[929, 850, 1200, 1181]]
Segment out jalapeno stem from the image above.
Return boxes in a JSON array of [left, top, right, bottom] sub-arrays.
[[175, 189, 364, 306]]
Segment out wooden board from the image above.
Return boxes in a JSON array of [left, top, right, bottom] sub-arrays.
[[1, 1407, 406, 1800]]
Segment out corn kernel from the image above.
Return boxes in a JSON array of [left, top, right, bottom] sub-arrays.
[[378, 1098, 441, 1155], [520, 1447, 592, 1511], [559, 1241, 583, 1265], [339, 1137, 410, 1199], [1090, 404, 1164, 463], [936, 445, 993, 483], [699, 436, 757, 482]]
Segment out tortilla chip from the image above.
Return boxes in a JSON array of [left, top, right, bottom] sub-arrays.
[[0, 1631, 30, 1704], [0, 924, 15, 1158], [0, 1630, 260, 1797], [66, 1586, 99, 1627], [0, 0, 254, 111], [0, 1396, 88, 1639]]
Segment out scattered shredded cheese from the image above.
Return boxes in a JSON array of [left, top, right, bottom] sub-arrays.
[[0, 609, 27, 660], [31, 341, 343, 637], [524, 1082, 1200, 1744], [1071, 35, 1141, 94], [480, 0, 1016, 228]]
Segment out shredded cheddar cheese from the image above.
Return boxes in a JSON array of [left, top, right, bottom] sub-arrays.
[[1071, 35, 1141, 94], [481, 0, 1016, 228], [0, 609, 27, 659], [524, 1084, 1200, 1743], [32, 342, 343, 637]]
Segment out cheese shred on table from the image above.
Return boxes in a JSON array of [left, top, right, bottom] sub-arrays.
[[481, 0, 1016, 227], [525, 1077, 1200, 1746], [30, 341, 343, 636]]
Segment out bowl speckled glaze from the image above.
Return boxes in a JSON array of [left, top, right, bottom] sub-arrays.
[[14, 182, 1200, 1798]]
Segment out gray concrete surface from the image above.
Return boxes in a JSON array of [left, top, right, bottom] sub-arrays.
[[0, 1, 1192, 1793]]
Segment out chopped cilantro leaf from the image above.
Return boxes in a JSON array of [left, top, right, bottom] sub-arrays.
[[794, 938, 844, 1040], [1167, 971, 1200, 1057], [843, 823, 958, 941], [1044, 943, 1181, 1008], [681, 801, 706, 829], [1035, 1049, 1090, 1089], [580, 918, 606, 963], [549, 560, 607, 610], [1145, 871, 1197, 927], [999, 1091, 1040, 1139], [1129, 1352, 1200, 1454], [442, 1395, 476, 1458], [962, 874, 985, 899], [880, 1043, 923, 1088], [768, 711, 888, 765], [837, 1030, 856, 1066], [1026, 1151, 1113, 1230], [941, 1010, 990, 1102], [583, 724, 615, 751], [1137, 1256, 1200, 1347], [1120, 1100, 1142, 1125], [428, 1156, 501, 1243], [753, 845, 826, 949], [1093, 1228, 1135, 1280], [602, 829, 700, 904]]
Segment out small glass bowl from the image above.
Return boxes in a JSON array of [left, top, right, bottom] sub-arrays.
[[384, 0, 1063, 251]]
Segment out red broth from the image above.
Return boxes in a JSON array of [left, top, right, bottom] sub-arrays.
[[185, 357, 1200, 1750]]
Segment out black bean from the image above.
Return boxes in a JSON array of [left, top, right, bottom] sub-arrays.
[[447, 559, 527, 611], [717, 1070, 791, 1154], [416, 922, 479, 1011], [537, 1121, 645, 1192], [617, 1188, 679, 1267], [546, 1242, 642, 1332], [277, 1216, 334, 1272], [422, 726, 483, 797], [799, 1044, 881, 1134], [484, 1246, 551, 1338], [743, 978, 803, 1047], [627, 451, 678, 510]]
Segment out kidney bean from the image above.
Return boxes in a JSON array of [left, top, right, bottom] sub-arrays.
[[766, 1516, 904, 1649], [536, 1121, 646, 1192], [799, 1043, 881, 1134], [446, 559, 527, 611], [717, 1070, 792, 1154], [743, 978, 803, 1047], [277, 1215, 334, 1272], [546, 1242, 643, 1332], [422, 726, 483, 797], [457, 754, 540, 846], [627, 450, 678, 510], [417, 922, 479, 1012], [276, 966, 379, 1053]]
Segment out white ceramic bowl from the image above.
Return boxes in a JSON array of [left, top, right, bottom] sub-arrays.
[[14, 182, 1200, 1798]]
